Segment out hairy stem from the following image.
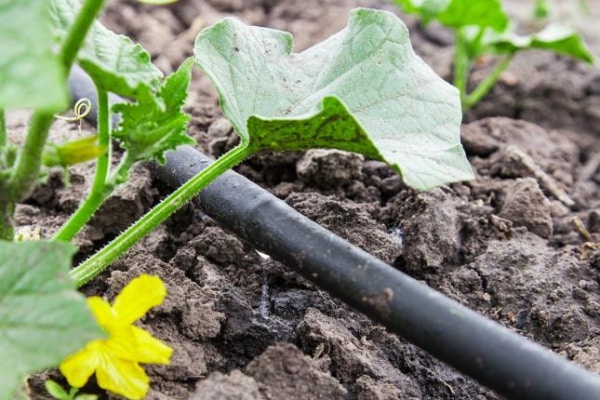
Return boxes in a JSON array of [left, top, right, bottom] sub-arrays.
[[8, 112, 55, 200], [108, 153, 135, 187], [70, 144, 253, 286], [463, 55, 513, 110], [53, 88, 111, 242]]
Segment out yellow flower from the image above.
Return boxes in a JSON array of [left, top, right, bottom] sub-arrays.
[[60, 274, 172, 400]]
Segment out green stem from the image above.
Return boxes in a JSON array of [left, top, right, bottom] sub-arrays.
[[0, 109, 7, 238], [60, 0, 106, 70], [53, 88, 111, 242], [8, 112, 55, 200], [108, 153, 135, 187], [0, 202, 14, 241], [92, 88, 111, 190], [0, 109, 6, 149], [463, 55, 513, 111], [452, 30, 472, 110], [70, 144, 253, 287]]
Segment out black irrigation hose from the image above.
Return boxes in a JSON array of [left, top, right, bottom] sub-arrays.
[[68, 66, 600, 400]]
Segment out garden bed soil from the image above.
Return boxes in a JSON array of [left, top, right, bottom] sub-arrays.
[[17, 0, 600, 398]]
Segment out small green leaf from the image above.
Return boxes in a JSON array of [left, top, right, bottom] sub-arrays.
[[395, 0, 451, 24], [396, 0, 509, 31], [112, 58, 195, 164], [437, 0, 508, 31], [483, 24, 595, 63], [195, 8, 473, 190], [74, 394, 98, 400], [49, 0, 163, 98], [45, 379, 69, 400], [75, 395, 98, 400], [0, 241, 103, 400], [532, 0, 550, 20], [0, 0, 68, 110]]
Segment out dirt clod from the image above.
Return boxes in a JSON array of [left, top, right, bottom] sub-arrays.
[[497, 178, 553, 238]]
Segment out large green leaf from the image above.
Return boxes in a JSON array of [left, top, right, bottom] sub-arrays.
[[50, 0, 163, 98], [0, 241, 103, 399], [194, 8, 473, 190], [112, 58, 195, 165], [483, 24, 594, 63], [0, 0, 68, 110]]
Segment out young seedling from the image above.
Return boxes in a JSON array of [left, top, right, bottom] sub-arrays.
[[394, 0, 595, 110], [45, 380, 97, 400]]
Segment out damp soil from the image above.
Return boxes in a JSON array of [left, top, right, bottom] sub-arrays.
[[18, 0, 600, 399]]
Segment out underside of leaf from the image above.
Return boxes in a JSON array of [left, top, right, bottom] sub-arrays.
[[194, 7, 473, 190]]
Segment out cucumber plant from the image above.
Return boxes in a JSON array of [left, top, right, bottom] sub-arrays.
[[0, 0, 473, 397], [395, 0, 595, 110]]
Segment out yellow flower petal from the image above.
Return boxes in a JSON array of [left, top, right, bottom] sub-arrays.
[[104, 326, 140, 361], [87, 296, 118, 329], [130, 325, 173, 364], [96, 354, 150, 400], [113, 274, 166, 324], [59, 342, 101, 388]]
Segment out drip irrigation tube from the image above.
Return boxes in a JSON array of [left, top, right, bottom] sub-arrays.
[[68, 66, 600, 400]]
